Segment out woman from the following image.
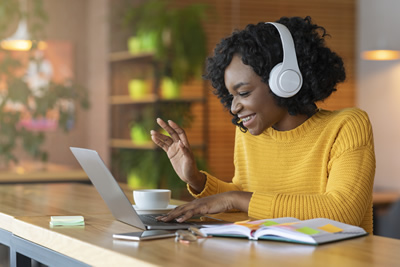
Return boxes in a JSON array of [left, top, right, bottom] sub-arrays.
[[150, 16, 375, 233]]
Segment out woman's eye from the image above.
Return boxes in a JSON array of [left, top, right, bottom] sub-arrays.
[[239, 92, 249, 97]]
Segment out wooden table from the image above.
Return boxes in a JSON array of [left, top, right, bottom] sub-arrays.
[[0, 162, 89, 183], [373, 190, 400, 206], [1, 183, 400, 266]]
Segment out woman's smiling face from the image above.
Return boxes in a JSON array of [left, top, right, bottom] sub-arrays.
[[224, 54, 291, 135]]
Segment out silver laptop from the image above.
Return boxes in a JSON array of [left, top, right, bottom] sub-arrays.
[[70, 147, 225, 230]]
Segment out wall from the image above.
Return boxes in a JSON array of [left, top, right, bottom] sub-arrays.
[[31, 0, 89, 167], [86, 0, 110, 165], [357, 0, 400, 190], [32, 0, 109, 167]]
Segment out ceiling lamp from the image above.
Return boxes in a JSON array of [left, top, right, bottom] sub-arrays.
[[1, 19, 32, 51], [359, 1, 400, 61], [0, 0, 46, 51], [361, 49, 400, 61]]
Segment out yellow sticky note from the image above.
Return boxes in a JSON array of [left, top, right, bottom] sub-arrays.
[[318, 224, 343, 233], [296, 227, 320, 235]]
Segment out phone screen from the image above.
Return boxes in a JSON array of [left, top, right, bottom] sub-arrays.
[[113, 230, 176, 241]]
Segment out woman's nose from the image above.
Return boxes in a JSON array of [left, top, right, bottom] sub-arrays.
[[230, 97, 242, 115]]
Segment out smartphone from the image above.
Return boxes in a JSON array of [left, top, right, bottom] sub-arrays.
[[113, 230, 176, 241]]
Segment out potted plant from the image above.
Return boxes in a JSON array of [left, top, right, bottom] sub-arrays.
[[129, 106, 154, 145], [123, 0, 209, 98]]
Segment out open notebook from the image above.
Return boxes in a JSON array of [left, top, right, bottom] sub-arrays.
[[199, 217, 368, 245]]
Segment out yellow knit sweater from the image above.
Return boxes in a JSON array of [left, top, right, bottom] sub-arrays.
[[190, 108, 376, 233]]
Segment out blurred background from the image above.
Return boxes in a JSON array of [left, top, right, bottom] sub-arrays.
[[0, 0, 399, 238]]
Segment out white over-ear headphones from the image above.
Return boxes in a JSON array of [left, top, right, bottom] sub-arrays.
[[266, 22, 303, 98]]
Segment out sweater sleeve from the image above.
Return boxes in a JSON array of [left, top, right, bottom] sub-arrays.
[[187, 128, 243, 198], [249, 110, 376, 232], [187, 171, 241, 198]]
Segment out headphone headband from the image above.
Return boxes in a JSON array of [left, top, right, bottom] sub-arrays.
[[266, 22, 303, 98]]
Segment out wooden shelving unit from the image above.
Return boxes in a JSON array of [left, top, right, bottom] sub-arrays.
[[108, 51, 207, 184], [109, 51, 153, 62]]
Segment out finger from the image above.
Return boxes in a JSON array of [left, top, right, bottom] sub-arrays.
[[168, 120, 191, 148], [163, 202, 208, 223], [150, 130, 173, 146], [157, 211, 181, 222], [156, 118, 181, 143], [150, 131, 171, 152], [159, 205, 190, 222], [176, 209, 196, 223]]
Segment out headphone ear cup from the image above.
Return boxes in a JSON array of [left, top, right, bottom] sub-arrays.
[[268, 63, 283, 97], [266, 22, 303, 98], [268, 63, 302, 98]]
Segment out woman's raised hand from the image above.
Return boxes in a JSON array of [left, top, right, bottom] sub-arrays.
[[150, 118, 206, 193]]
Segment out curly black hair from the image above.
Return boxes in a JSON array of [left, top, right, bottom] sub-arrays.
[[203, 16, 346, 132]]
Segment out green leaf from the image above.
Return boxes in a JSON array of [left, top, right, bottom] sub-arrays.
[[7, 78, 31, 103]]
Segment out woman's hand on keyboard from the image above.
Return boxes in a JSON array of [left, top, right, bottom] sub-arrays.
[[157, 191, 253, 223]]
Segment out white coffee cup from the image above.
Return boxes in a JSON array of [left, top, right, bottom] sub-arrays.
[[133, 189, 171, 209]]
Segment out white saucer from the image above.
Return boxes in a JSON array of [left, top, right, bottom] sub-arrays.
[[132, 204, 177, 214]]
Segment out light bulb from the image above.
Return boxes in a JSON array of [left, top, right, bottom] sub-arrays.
[[361, 50, 400, 61]]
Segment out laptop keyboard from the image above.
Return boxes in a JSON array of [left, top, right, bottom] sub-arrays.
[[140, 214, 195, 226]]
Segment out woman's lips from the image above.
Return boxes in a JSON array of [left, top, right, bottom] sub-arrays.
[[240, 114, 255, 127]]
